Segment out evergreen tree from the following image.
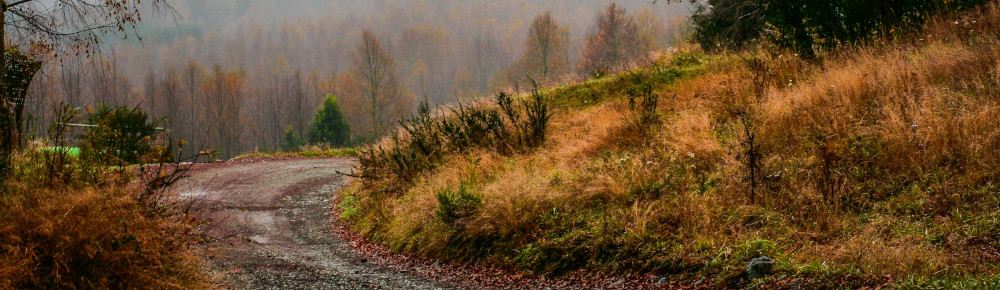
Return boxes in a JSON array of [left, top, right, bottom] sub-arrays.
[[281, 125, 304, 152], [308, 94, 351, 147], [80, 104, 164, 165], [686, 0, 988, 57]]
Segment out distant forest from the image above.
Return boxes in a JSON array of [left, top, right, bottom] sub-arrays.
[[17, 0, 690, 158]]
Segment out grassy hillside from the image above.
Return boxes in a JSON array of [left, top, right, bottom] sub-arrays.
[[340, 3, 1000, 287]]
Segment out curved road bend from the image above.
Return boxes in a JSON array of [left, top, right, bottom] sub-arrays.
[[175, 158, 444, 289]]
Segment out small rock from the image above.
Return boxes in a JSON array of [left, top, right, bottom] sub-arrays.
[[693, 277, 704, 286], [611, 279, 624, 286], [747, 256, 776, 279], [657, 277, 669, 285]]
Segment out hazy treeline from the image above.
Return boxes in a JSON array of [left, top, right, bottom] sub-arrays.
[[20, 0, 690, 158]]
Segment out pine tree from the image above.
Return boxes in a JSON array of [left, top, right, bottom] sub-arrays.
[[308, 94, 352, 147], [281, 125, 304, 152]]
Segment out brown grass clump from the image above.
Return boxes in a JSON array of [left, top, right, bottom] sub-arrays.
[[0, 186, 207, 289], [0, 144, 209, 288], [342, 2, 1000, 287]]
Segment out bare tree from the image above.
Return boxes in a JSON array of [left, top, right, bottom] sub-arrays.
[[264, 78, 285, 149], [516, 12, 569, 84], [90, 53, 131, 106], [289, 70, 309, 138], [181, 61, 205, 148], [348, 30, 411, 142], [398, 26, 449, 104], [2, 0, 173, 106], [59, 56, 85, 106], [158, 67, 181, 139], [579, 3, 646, 75], [201, 65, 244, 159], [635, 7, 668, 52], [144, 70, 158, 116], [3, 0, 171, 48], [469, 32, 508, 94], [2, 0, 171, 172]]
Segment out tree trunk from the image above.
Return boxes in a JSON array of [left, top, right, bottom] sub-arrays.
[[2, 0, 6, 71], [1, 0, 9, 176]]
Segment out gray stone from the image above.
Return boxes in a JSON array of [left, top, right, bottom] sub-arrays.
[[657, 277, 669, 285], [747, 256, 776, 279]]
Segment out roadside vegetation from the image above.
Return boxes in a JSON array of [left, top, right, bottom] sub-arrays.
[[0, 1, 215, 288], [0, 105, 208, 288], [341, 2, 1000, 287]]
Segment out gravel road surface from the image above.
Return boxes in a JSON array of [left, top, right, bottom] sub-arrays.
[[175, 158, 692, 290], [176, 158, 443, 289]]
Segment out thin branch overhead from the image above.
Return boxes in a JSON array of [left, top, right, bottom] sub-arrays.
[[4, 0, 175, 51]]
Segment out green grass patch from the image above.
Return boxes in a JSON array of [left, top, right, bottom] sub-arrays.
[[232, 147, 359, 160], [36, 147, 81, 158]]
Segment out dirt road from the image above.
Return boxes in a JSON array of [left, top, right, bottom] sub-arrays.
[[176, 158, 442, 289], [174, 158, 686, 289]]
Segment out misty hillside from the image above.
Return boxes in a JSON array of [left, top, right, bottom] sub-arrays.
[[5, 0, 1000, 288], [22, 0, 691, 159]]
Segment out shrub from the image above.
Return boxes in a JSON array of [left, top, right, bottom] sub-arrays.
[[438, 103, 508, 152], [435, 183, 483, 228], [623, 84, 661, 138], [0, 185, 207, 289], [281, 125, 304, 152], [352, 92, 551, 195], [521, 89, 552, 147], [400, 99, 443, 158], [307, 94, 351, 147], [80, 104, 166, 165]]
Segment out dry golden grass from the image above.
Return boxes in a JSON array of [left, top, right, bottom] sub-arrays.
[[0, 150, 209, 289], [342, 3, 1000, 287]]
